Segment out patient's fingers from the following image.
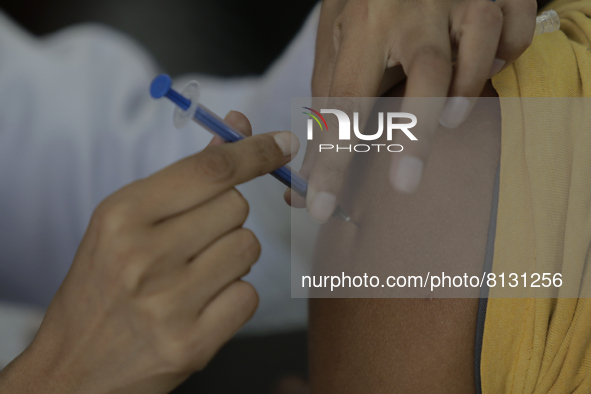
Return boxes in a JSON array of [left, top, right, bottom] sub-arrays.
[[302, 13, 386, 222], [307, 0, 537, 198], [389, 25, 451, 193], [494, 0, 537, 72], [441, 0, 503, 129]]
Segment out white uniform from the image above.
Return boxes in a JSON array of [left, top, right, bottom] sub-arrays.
[[0, 4, 320, 361]]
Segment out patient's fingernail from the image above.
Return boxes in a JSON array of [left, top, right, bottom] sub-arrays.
[[309, 192, 336, 223], [274, 131, 300, 157], [490, 58, 506, 77], [392, 156, 423, 193], [439, 97, 470, 129]]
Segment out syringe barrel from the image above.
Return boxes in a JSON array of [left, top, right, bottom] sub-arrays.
[[192, 104, 309, 196]]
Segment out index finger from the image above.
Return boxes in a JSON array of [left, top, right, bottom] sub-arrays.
[[136, 130, 300, 222]]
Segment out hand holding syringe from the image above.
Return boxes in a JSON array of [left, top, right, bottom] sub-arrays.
[[150, 74, 352, 222]]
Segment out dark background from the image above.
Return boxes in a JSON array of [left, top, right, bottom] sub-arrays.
[[0, 0, 318, 76], [0, 0, 316, 392]]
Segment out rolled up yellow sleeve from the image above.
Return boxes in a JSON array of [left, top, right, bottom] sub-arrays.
[[482, 1, 591, 392]]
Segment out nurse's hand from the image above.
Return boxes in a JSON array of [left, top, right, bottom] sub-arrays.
[[0, 112, 299, 394], [288, 0, 536, 222]]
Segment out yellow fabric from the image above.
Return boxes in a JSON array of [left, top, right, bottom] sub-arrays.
[[482, 1, 591, 392]]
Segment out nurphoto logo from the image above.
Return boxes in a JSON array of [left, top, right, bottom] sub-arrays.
[[302, 107, 417, 153]]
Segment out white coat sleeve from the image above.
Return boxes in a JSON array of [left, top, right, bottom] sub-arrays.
[[0, 5, 319, 333]]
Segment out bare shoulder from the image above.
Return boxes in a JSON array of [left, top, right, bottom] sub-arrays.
[[309, 81, 501, 393]]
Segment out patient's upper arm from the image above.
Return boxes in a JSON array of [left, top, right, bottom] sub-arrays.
[[309, 82, 501, 393]]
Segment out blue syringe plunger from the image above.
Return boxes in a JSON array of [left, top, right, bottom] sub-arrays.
[[150, 74, 191, 110], [150, 74, 172, 98]]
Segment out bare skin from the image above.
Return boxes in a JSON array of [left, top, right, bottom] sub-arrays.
[[308, 81, 501, 393]]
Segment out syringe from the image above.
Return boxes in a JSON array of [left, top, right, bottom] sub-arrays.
[[149, 74, 351, 222]]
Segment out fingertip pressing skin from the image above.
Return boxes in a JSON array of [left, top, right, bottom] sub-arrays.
[[490, 58, 506, 77], [309, 192, 337, 223], [391, 156, 424, 193], [439, 97, 471, 129]]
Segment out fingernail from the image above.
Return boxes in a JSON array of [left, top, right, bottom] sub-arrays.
[[225, 110, 238, 122], [490, 58, 506, 77], [309, 192, 336, 223], [392, 156, 423, 193], [274, 131, 300, 157], [439, 97, 470, 129]]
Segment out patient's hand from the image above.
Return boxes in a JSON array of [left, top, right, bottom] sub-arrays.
[[289, 0, 536, 222]]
